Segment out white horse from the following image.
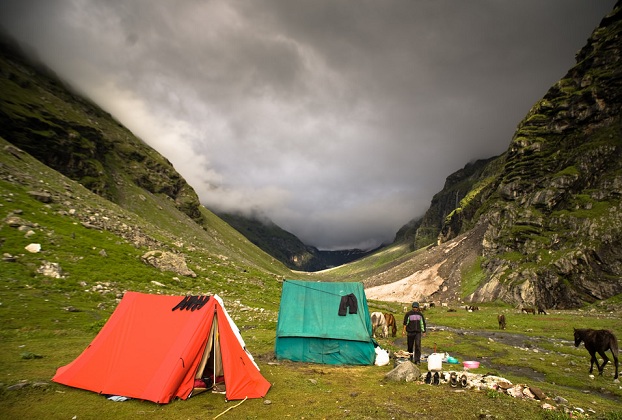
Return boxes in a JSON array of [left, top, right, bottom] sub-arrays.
[[371, 311, 388, 338]]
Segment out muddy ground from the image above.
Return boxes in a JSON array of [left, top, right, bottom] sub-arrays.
[[395, 324, 556, 382], [386, 324, 621, 403]]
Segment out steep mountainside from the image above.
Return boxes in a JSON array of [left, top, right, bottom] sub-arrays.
[[389, 3, 622, 309], [395, 156, 502, 249], [0, 37, 203, 225], [0, 34, 292, 279]]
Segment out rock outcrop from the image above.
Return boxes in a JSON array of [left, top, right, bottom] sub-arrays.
[[429, 4, 622, 308]]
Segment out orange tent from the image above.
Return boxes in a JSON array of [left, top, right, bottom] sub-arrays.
[[52, 291, 270, 403]]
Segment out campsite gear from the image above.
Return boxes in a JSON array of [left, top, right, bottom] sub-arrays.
[[275, 280, 375, 365], [463, 360, 480, 369], [52, 292, 270, 403], [393, 349, 411, 367], [460, 374, 468, 387], [447, 356, 459, 364], [450, 372, 458, 387], [374, 347, 390, 366], [432, 371, 440, 385], [424, 371, 432, 384], [427, 353, 443, 371]]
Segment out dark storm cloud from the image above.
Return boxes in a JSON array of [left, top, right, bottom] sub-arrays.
[[0, 0, 615, 249]]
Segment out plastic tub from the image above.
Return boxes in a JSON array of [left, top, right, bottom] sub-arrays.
[[463, 360, 480, 369]]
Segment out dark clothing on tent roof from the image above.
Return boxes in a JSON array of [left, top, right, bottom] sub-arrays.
[[338, 293, 358, 316]]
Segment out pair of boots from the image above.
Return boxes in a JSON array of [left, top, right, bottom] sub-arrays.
[[424, 371, 440, 385], [449, 372, 468, 388]]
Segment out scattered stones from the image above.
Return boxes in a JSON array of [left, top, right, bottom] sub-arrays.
[[25, 243, 41, 253], [554, 396, 569, 405], [7, 381, 30, 391], [529, 386, 546, 400], [28, 190, 53, 203], [20, 352, 43, 359], [37, 261, 64, 278], [6, 380, 50, 391]]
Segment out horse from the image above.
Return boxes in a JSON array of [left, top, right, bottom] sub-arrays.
[[371, 312, 388, 338], [574, 328, 619, 380], [383, 313, 397, 337], [497, 314, 506, 330], [537, 307, 548, 315], [521, 307, 536, 314]]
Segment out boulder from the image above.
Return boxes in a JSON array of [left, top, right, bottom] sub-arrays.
[[384, 361, 421, 382]]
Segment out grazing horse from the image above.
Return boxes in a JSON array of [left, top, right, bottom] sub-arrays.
[[538, 307, 548, 315], [371, 312, 388, 338], [521, 307, 536, 314], [497, 314, 506, 330], [384, 313, 397, 337], [574, 328, 619, 380]]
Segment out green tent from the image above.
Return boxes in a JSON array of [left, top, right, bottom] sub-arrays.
[[275, 280, 375, 365]]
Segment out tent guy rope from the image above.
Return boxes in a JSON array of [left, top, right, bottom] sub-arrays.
[[213, 396, 247, 419]]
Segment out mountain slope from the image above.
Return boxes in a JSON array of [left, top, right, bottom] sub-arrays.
[[360, 3, 622, 309], [0, 34, 292, 282], [0, 35, 203, 224], [465, 4, 622, 308]]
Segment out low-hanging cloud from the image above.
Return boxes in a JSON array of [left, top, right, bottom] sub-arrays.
[[0, 0, 615, 249]]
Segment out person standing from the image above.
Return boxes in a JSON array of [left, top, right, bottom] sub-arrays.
[[402, 302, 426, 364]]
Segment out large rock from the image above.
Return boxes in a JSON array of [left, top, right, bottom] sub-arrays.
[[141, 251, 197, 278], [384, 361, 421, 382]]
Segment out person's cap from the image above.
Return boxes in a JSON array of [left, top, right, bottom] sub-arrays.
[[412, 302, 419, 308]]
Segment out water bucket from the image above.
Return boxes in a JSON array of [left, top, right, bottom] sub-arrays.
[[427, 353, 443, 372]]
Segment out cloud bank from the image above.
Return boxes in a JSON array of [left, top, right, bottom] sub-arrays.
[[0, 0, 615, 249]]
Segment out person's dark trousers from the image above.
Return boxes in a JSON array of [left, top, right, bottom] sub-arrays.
[[407, 333, 422, 364]]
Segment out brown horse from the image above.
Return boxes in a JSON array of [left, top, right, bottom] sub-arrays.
[[521, 307, 536, 315], [497, 314, 506, 330], [574, 328, 619, 380], [384, 313, 397, 337]]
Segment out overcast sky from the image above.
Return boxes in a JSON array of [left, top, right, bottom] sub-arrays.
[[0, 1, 616, 250]]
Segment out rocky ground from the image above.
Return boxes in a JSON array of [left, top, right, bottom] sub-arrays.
[[364, 223, 485, 305]]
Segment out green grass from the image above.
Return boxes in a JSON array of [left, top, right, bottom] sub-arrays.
[[461, 256, 485, 298]]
